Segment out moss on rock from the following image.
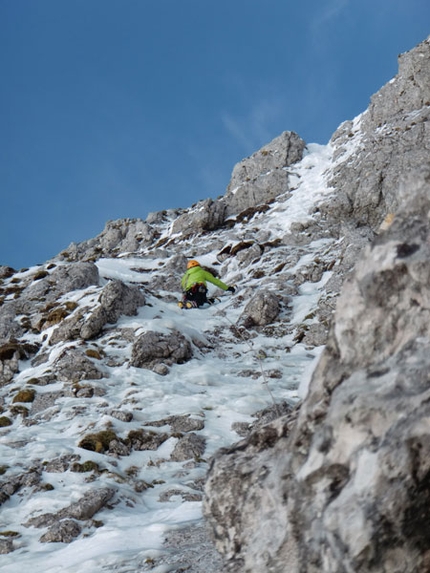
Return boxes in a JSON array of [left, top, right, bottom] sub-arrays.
[[12, 388, 36, 403], [78, 430, 119, 453]]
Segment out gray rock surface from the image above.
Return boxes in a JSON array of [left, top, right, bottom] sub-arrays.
[[171, 198, 227, 236], [0, 302, 24, 345], [39, 519, 82, 543], [204, 169, 430, 572], [130, 330, 193, 371], [239, 290, 280, 327], [324, 36, 430, 231], [27, 263, 100, 303], [171, 432, 206, 462], [0, 537, 14, 554], [58, 487, 115, 520], [224, 131, 306, 216], [54, 348, 104, 382], [59, 218, 155, 261], [80, 279, 146, 340], [26, 487, 115, 542], [0, 352, 20, 386]]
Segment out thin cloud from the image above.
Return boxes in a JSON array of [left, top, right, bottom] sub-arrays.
[[221, 97, 285, 155], [310, 0, 350, 32]]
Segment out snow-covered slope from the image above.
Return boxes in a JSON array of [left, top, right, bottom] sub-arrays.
[[0, 141, 343, 572]]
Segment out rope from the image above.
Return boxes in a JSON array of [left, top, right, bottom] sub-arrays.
[[214, 295, 281, 417]]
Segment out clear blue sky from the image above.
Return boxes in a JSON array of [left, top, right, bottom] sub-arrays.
[[1, 0, 429, 269]]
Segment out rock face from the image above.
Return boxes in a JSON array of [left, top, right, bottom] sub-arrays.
[[324, 36, 430, 231], [169, 131, 306, 236], [224, 130, 306, 216], [205, 168, 430, 569]]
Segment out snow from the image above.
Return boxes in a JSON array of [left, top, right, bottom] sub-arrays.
[[267, 142, 334, 233], [0, 141, 335, 572]]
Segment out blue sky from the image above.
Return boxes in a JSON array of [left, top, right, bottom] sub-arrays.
[[1, 0, 429, 269]]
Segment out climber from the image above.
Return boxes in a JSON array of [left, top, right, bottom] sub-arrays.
[[178, 260, 235, 309]]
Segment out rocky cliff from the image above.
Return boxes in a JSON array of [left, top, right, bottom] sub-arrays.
[[204, 36, 430, 573], [0, 35, 429, 573]]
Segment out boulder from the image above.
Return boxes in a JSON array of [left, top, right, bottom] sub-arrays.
[[54, 349, 104, 382], [171, 433, 206, 462], [130, 330, 193, 371], [80, 280, 146, 340], [58, 487, 115, 520], [39, 519, 82, 543], [239, 290, 280, 327]]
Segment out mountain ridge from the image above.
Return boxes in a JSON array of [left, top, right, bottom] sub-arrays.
[[0, 34, 429, 572]]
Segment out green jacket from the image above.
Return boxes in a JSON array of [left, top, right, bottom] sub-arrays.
[[181, 266, 229, 292]]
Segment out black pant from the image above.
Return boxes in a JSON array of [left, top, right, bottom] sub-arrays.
[[184, 283, 208, 307]]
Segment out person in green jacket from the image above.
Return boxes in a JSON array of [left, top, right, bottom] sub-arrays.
[[179, 260, 235, 309]]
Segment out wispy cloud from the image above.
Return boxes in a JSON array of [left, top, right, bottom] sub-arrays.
[[221, 96, 286, 155], [310, 0, 350, 32]]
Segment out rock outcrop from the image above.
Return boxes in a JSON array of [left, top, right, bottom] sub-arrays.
[[323, 36, 430, 231], [80, 279, 146, 340], [204, 77, 430, 573], [224, 130, 306, 216], [59, 218, 156, 261], [239, 290, 280, 327], [130, 330, 193, 373]]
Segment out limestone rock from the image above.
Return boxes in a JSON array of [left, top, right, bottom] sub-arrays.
[[54, 348, 104, 382], [145, 414, 205, 434], [27, 487, 115, 544], [147, 253, 188, 294], [0, 302, 24, 345], [0, 538, 14, 554], [171, 433, 206, 462], [171, 199, 227, 236], [239, 290, 280, 327], [39, 519, 82, 543], [130, 330, 193, 371], [59, 218, 155, 262], [48, 311, 85, 345], [326, 36, 430, 231], [26, 263, 99, 304], [224, 131, 306, 216], [0, 351, 19, 386], [80, 280, 146, 340], [126, 429, 169, 451], [364, 36, 430, 130], [0, 266, 16, 279], [58, 487, 115, 520], [0, 469, 41, 507], [204, 171, 430, 572]]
